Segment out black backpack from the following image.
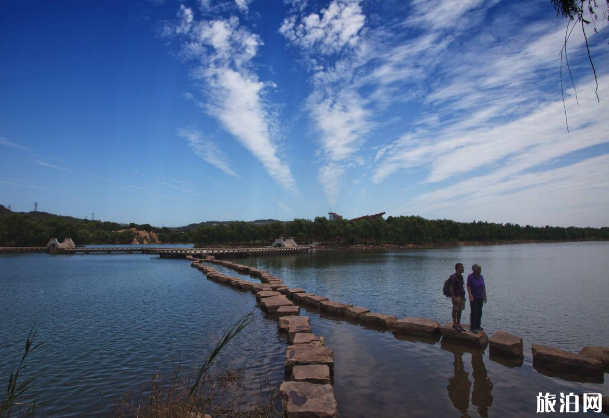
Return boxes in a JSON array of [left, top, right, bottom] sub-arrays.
[[442, 278, 452, 298]]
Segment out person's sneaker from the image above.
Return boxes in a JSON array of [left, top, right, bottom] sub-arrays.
[[457, 326, 466, 332], [452, 325, 462, 332], [470, 329, 478, 334], [478, 327, 484, 331]]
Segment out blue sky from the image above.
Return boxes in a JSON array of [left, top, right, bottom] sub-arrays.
[[1, 0, 608, 227]]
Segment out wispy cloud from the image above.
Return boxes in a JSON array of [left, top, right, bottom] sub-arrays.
[[0, 179, 50, 190], [35, 160, 74, 172], [164, 6, 298, 192], [177, 127, 239, 177], [280, 0, 369, 205], [274, 197, 292, 213], [0, 136, 31, 151]]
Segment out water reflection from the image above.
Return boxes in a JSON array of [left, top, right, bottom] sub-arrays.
[[445, 344, 494, 417]]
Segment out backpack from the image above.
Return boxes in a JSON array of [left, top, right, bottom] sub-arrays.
[[442, 278, 452, 298]]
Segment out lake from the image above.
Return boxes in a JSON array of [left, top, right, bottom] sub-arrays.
[[1, 242, 608, 417]]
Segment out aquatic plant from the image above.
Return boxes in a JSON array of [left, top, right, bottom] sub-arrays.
[[0, 330, 44, 418]]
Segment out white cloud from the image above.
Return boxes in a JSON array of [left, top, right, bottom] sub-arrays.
[[280, 0, 365, 54], [0, 136, 31, 151], [177, 127, 239, 178], [167, 7, 298, 192], [281, 0, 368, 204], [274, 197, 292, 213], [234, 0, 252, 12], [35, 160, 73, 171]]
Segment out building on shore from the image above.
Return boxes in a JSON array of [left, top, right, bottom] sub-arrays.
[[272, 237, 298, 248], [46, 238, 76, 253], [328, 212, 343, 221]]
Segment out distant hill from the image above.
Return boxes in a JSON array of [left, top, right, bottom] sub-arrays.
[[180, 218, 281, 232]]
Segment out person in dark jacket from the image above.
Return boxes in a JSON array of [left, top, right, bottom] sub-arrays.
[[449, 263, 466, 331], [467, 264, 487, 333]]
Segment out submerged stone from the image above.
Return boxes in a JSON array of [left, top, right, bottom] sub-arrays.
[[360, 313, 397, 329], [291, 365, 331, 384], [440, 323, 488, 348], [285, 345, 334, 375], [319, 301, 353, 316], [533, 344, 604, 382], [277, 305, 300, 317], [579, 346, 609, 371], [279, 381, 338, 418], [489, 330, 523, 359], [344, 306, 370, 319], [392, 317, 440, 337], [261, 295, 294, 313]]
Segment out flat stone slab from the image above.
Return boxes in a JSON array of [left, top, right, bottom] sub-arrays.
[[440, 323, 488, 348], [360, 313, 397, 329], [533, 344, 604, 381], [279, 316, 312, 334], [279, 381, 338, 418], [344, 306, 370, 319], [293, 333, 325, 346], [238, 281, 254, 291], [277, 305, 300, 317], [303, 295, 330, 307], [489, 331, 523, 359], [319, 301, 353, 316], [261, 295, 294, 313], [256, 290, 281, 302], [392, 317, 440, 337], [287, 288, 306, 295], [579, 346, 609, 371], [293, 292, 314, 303], [285, 345, 334, 375], [252, 283, 273, 292], [291, 365, 331, 384]]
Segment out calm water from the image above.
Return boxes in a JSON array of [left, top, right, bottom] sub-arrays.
[[1, 242, 608, 417]]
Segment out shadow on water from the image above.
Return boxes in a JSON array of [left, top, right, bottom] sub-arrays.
[[442, 342, 494, 418]]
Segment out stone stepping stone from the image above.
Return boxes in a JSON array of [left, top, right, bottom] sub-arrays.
[[532, 344, 604, 382], [279, 316, 312, 342], [489, 331, 523, 359], [285, 345, 334, 375], [344, 306, 370, 319], [578, 346, 609, 371], [277, 305, 300, 317], [293, 333, 325, 346], [440, 323, 488, 348], [319, 301, 353, 316], [360, 313, 397, 329], [252, 283, 273, 292], [270, 283, 286, 291], [261, 295, 294, 313], [286, 288, 306, 296], [303, 295, 330, 307], [392, 317, 440, 337], [237, 281, 254, 291], [279, 381, 338, 418], [291, 364, 331, 384], [292, 292, 314, 303], [256, 290, 281, 302]]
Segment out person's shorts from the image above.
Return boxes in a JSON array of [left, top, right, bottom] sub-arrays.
[[452, 296, 465, 311]]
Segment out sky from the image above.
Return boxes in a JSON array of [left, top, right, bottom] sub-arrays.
[[0, 0, 608, 227]]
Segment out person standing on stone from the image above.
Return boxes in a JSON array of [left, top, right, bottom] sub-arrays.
[[449, 263, 466, 332], [467, 264, 487, 333]]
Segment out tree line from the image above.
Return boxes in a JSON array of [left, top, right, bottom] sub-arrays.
[[190, 216, 609, 246], [0, 214, 191, 247], [1, 210, 607, 247]]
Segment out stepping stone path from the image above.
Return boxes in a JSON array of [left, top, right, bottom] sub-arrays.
[[532, 344, 604, 382], [392, 317, 440, 338], [319, 301, 353, 316], [343, 306, 370, 319], [439, 323, 489, 349], [489, 331, 523, 359], [360, 313, 398, 329], [192, 259, 340, 417]]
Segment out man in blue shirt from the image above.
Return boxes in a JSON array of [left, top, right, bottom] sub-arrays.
[[467, 264, 487, 333]]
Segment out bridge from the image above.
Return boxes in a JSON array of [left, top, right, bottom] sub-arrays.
[[0, 246, 310, 257]]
